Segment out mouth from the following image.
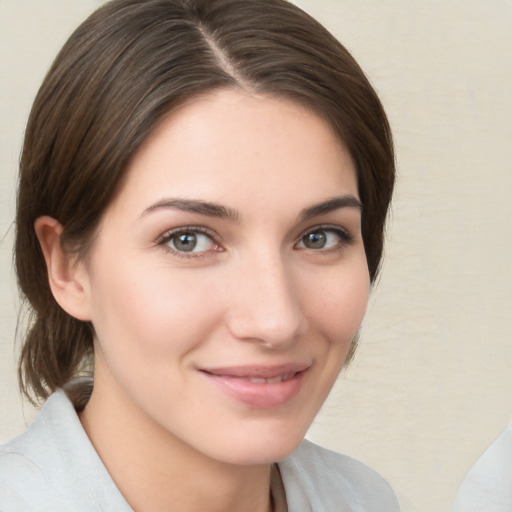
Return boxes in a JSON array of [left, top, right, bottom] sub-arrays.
[[199, 363, 310, 408], [244, 372, 297, 384]]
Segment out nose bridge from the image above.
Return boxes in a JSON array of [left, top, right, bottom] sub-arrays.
[[227, 246, 305, 347]]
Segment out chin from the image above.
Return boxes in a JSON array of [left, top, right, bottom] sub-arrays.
[[209, 423, 308, 466]]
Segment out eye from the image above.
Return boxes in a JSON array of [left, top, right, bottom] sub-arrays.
[[296, 227, 352, 251], [159, 228, 220, 255]]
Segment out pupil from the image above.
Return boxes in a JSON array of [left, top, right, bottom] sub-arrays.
[[305, 231, 326, 249], [174, 233, 197, 252]]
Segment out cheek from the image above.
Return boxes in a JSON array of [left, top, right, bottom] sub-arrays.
[[306, 260, 370, 347], [88, 260, 221, 361], [302, 264, 370, 372]]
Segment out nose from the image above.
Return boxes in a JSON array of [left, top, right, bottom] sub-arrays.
[[226, 251, 307, 349]]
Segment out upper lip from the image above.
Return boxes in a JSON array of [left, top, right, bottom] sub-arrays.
[[200, 363, 310, 379]]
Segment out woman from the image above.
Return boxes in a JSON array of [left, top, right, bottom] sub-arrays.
[[0, 0, 398, 510]]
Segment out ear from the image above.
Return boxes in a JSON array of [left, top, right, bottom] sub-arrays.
[[34, 216, 92, 321]]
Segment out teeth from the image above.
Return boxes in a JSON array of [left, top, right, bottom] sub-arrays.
[[249, 377, 267, 384], [248, 373, 294, 384]]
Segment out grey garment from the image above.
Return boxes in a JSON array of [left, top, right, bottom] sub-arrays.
[[0, 390, 400, 511], [278, 441, 400, 511], [452, 423, 512, 512]]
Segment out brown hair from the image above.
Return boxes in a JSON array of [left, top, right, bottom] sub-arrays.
[[16, 0, 395, 403]]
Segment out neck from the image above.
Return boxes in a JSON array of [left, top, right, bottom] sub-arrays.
[[79, 373, 273, 512]]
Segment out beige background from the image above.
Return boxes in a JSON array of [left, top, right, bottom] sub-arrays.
[[1, 1, 511, 511]]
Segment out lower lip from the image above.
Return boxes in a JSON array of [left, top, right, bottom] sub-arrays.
[[201, 370, 306, 408]]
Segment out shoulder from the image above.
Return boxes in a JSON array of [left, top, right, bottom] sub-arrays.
[[0, 392, 71, 510], [279, 439, 400, 511], [0, 390, 131, 511]]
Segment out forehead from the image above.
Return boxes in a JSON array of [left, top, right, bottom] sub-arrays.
[[109, 89, 358, 217]]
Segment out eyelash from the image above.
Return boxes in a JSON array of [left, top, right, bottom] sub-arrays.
[[156, 224, 354, 259], [296, 225, 354, 255], [156, 226, 222, 259]]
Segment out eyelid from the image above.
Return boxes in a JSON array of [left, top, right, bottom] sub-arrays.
[[295, 224, 354, 250], [300, 224, 353, 239], [156, 225, 223, 257]]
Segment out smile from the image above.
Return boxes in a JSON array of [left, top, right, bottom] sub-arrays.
[[247, 373, 295, 384], [199, 363, 310, 408]]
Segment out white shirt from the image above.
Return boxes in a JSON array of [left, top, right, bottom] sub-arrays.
[[0, 390, 400, 511]]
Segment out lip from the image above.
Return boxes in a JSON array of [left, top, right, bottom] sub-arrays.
[[199, 363, 310, 409]]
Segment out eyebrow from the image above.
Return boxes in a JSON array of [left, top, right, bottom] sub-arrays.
[[141, 195, 362, 223], [298, 195, 363, 222], [141, 198, 239, 221]]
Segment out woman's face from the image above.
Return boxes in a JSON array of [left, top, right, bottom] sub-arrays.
[[78, 89, 369, 465]]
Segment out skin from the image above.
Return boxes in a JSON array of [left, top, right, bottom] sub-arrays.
[[37, 89, 370, 512]]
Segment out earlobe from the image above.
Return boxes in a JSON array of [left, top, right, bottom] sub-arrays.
[[34, 216, 92, 321]]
